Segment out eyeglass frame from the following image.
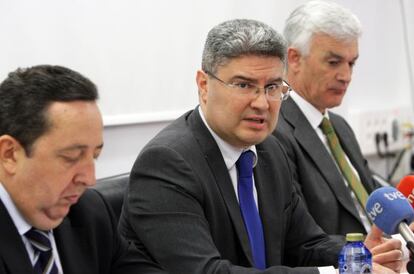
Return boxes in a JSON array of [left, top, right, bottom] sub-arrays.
[[204, 70, 291, 102]]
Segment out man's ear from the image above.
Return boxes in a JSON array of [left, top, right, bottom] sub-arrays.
[[196, 70, 208, 105], [0, 135, 23, 175], [287, 47, 303, 73]]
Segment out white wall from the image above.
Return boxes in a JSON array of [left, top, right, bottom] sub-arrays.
[[1, 0, 413, 178], [335, 0, 414, 115]]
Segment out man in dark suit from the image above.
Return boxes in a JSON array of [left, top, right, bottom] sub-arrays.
[[273, 1, 378, 236], [0, 65, 166, 274], [119, 19, 401, 273]]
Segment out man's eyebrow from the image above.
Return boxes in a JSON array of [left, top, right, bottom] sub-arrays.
[[326, 51, 359, 62], [57, 143, 104, 153], [229, 75, 257, 82], [230, 75, 283, 83], [326, 51, 344, 59], [269, 77, 284, 83]]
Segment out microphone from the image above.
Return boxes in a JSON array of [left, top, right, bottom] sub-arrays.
[[396, 176, 414, 273], [397, 175, 414, 208], [365, 186, 414, 255]]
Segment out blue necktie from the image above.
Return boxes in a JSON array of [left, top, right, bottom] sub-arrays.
[[25, 228, 59, 274], [236, 150, 266, 269]]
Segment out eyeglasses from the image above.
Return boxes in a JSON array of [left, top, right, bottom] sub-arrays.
[[205, 70, 291, 102]]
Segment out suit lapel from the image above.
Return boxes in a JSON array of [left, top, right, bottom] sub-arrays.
[[188, 108, 255, 266], [0, 200, 35, 274], [253, 146, 283, 265], [281, 98, 361, 220], [54, 217, 91, 274]]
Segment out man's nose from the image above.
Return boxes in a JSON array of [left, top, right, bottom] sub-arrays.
[[337, 63, 353, 83], [251, 88, 270, 109], [75, 160, 96, 187]]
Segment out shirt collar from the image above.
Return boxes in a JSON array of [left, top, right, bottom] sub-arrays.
[[198, 107, 258, 170], [0, 182, 32, 236], [290, 90, 330, 128]]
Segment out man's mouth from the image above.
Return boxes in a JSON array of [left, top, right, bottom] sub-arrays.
[[245, 117, 265, 124]]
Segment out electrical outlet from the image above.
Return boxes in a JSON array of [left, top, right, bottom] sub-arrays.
[[348, 107, 413, 156]]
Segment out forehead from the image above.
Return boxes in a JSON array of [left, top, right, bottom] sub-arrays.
[[309, 33, 359, 58], [216, 55, 285, 76], [34, 101, 103, 150], [45, 100, 101, 126]]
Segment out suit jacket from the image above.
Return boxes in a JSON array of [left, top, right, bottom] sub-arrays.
[[0, 188, 166, 274], [119, 107, 343, 274], [274, 97, 379, 236]]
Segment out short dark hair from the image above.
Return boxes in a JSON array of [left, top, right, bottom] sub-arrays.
[[0, 65, 98, 155]]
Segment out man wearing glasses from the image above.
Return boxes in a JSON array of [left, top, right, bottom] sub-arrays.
[[119, 19, 399, 273]]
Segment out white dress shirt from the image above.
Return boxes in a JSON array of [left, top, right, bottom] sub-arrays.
[[198, 107, 335, 273], [291, 91, 409, 269], [0, 182, 64, 274], [290, 91, 372, 232], [198, 107, 259, 203]]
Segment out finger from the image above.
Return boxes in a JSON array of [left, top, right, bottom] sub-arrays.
[[372, 262, 397, 274], [364, 225, 384, 249], [372, 249, 403, 262], [380, 261, 403, 273], [370, 239, 402, 256], [409, 221, 414, 231], [367, 224, 383, 240], [372, 250, 403, 272]]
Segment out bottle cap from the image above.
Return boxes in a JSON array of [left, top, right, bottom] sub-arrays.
[[345, 233, 364, 242]]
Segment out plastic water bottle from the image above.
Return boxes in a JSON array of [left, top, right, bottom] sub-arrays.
[[338, 233, 372, 274]]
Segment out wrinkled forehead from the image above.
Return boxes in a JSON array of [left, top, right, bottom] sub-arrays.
[[215, 54, 285, 74], [310, 33, 358, 49]]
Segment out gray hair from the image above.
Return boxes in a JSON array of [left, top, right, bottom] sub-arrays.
[[284, 0, 362, 55], [202, 19, 287, 74]]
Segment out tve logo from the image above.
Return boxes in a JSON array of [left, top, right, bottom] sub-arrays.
[[367, 191, 405, 221], [367, 202, 382, 221], [366, 187, 414, 235], [383, 191, 406, 201]]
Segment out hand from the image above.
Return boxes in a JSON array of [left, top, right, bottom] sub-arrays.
[[365, 225, 403, 273], [372, 262, 397, 274], [409, 221, 414, 232], [409, 222, 414, 260]]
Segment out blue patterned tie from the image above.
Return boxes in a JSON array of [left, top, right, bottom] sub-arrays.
[[236, 150, 266, 269], [25, 228, 59, 274]]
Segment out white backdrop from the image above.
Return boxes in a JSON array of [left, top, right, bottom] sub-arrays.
[[0, 0, 413, 178], [0, 0, 303, 125]]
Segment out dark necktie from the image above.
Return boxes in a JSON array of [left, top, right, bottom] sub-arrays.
[[320, 117, 369, 208], [236, 150, 266, 269], [25, 228, 59, 274]]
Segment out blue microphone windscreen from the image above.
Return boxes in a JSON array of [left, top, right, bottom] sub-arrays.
[[365, 186, 414, 235]]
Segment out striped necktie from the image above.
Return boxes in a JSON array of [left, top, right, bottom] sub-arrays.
[[236, 150, 266, 269], [320, 117, 369, 208], [25, 228, 59, 274]]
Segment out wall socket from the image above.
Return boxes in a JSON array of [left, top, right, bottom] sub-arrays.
[[348, 107, 413, 156]]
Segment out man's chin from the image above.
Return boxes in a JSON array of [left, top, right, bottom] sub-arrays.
[[31, 216, 65, 231], [241, 135, 268, 147], [330, 94, 345, 107], [38, 206, 71, 229]]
